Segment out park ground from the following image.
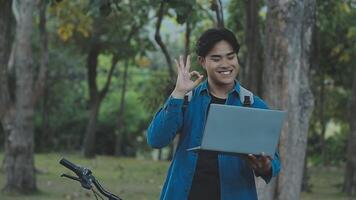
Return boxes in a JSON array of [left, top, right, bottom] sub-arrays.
[[0, 153, 353, 200]]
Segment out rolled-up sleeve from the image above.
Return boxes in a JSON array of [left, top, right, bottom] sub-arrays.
[[146, 96, 184, 148]]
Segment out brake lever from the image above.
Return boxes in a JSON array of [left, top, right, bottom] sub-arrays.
[[61, 173, 81, 182], [61, 173, 93, 190]]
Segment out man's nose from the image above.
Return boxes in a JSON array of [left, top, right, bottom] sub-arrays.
[[221, 57, 231, 66]]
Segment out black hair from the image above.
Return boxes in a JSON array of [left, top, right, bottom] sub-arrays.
[[195, 28, 240, 57]]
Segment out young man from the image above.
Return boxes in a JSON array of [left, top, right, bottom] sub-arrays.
[[147, 28, 281, 200]]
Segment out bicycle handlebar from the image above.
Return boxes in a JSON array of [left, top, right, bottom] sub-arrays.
[[60, 158, 81, 175], [59, 158, 122, 200]]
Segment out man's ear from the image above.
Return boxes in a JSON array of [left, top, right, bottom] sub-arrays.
[[198, 56, 206, 70]]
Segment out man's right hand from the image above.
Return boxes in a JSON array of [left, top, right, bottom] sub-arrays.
[[171, 55, 204, 99]]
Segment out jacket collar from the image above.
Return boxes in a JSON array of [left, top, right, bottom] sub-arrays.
[[197, 79, 241, 96]]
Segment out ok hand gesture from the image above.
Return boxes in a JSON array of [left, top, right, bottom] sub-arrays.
[[171, 55, 204, 99]]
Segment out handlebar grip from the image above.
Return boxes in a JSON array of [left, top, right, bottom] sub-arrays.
[[60, 158, 79, 173]]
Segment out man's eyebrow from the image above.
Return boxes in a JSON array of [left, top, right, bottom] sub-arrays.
[[209, 55, 222, 58], [209, 51, 235, 58]]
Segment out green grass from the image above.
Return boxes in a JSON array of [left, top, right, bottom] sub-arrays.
[[0, 153, 353, 200], [301, 166, 352, 200], [0, 153, 169, 200]]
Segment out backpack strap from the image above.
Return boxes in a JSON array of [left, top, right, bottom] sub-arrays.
[[183, 90, 193, 111], [239, 85, 254, 107]]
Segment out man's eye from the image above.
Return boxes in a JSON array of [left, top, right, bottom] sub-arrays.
[[211, 59, 220, 62], [228, 56, 235, 60]]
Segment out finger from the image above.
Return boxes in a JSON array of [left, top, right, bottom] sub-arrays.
[[186, 55, 191, 71], [262, 156, 273, 167], [247, 154, 259, 166], [189, 70, 201, 78], [179, 55, 184, 71], [259, 152, 272, 162], [245, 158, 257, 169], [174, 59, 181, 73], [248, 154, 258, 160]]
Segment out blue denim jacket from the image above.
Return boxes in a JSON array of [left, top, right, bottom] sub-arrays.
[[147, 80, 281, 200]]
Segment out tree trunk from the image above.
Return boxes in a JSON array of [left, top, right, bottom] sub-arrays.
[[243, 0, 263, 96], [82, 99, 102, 158], [211, 0, 224, 28], [343, 68, 356, 196], [0, 0, 13, 178], [0, 0, 13, 119], [3, 0, 37, 193], [82, 42, 101, 158], [82, 42, 117, 158], [259, 0, 316, 200], [115, 59, 129, 156]]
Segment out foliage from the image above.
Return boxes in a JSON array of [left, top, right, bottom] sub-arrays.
[[307, 0, 356, 165]]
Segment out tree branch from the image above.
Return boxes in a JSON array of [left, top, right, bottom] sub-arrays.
[[184, 20, 191, 61], [99, 54, 118, 99], [154, 1, 174, 79]]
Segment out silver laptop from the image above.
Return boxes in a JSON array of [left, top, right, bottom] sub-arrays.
[[187, 104, 286, 156]]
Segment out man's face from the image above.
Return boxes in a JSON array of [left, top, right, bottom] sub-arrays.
[[199, 40, 239, 87]]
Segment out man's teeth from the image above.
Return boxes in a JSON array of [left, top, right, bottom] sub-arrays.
[[219, 70, 232, 75]]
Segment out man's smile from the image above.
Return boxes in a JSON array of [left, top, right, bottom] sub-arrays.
[[217, 69, 233, 75]]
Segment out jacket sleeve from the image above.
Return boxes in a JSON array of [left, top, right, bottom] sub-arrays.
[[146, 96, 184, 149]]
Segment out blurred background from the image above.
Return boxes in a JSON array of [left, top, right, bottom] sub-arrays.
[[0, 0, 355, 199]]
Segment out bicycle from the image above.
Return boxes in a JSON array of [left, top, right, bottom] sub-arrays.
[[59, 158, 123, 200]]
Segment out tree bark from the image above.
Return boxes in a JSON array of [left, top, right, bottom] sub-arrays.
[[3, 0, 37, 193], [0, 0, 13, 119], [259, 0, 316, 200], [0, 0, 13, 177], [343, 68, 356, 196], [243, 0, 263, 96]]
